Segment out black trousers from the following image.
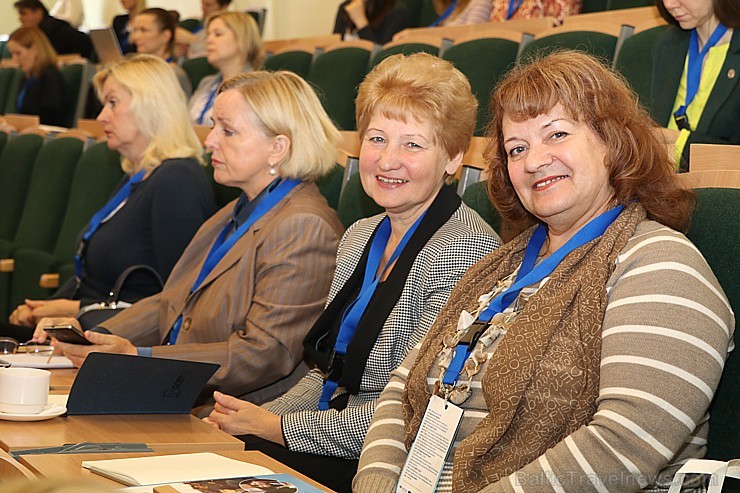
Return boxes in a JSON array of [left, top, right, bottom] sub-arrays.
[[239, 434, 359, 493]]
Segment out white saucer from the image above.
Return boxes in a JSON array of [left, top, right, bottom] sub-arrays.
[[0, 396, 67, 421]]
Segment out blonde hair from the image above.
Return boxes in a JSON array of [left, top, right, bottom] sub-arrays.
[[356, 53, 477, 160], [206, 12, 264, 69], [93, 54, 203, 173], [8, 26, 57, 78], [218, 71, 340, 181]]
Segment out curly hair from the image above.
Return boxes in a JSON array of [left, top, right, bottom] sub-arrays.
[[486, 50, 695, 239]]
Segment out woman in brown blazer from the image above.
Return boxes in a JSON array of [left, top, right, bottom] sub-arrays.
[[34, 71, 345, 411]]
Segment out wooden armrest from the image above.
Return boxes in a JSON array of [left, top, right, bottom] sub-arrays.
[[39, 273, 60, 289], [0, 259, 14, 273]]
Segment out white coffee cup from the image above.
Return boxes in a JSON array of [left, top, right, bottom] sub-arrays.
[[0, 367, 50, 414]]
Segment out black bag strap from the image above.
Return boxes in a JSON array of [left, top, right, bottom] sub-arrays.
[[107, 265, 164, 304]]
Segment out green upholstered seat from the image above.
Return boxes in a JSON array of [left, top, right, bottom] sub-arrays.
[[264, 51, 314, 79], [60, 63, 88, 128], [308, 47, 372, 130], [461, 180, 503, 235], [370, 42, 440, 68], [0, 133, 45, 241], [0, 67, 19, 113], [0, 131, 7, 158], [443, 37, 519, 135], [316, 163, 345, 211], [614, 26, 669, 110], [2, 68, 24, 115], [178, 18, 202, 33], [581, 0, 609, 12], [336, 172, 383, 228], [520, 31, 618, 64], [608, 0, 654, 9], [182, 57, 218, 93]]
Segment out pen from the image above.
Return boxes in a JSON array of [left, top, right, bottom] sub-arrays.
[[46, 346, 55, 364]]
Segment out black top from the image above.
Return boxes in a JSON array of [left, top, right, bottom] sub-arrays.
[[112, 14, 137, 54], [17, 65, 66, 126], [333, 1, 412, 45], [55, 158, 217, 306], [39, 15, 92, 57]]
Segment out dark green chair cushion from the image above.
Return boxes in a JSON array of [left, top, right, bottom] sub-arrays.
[[581, 0, 609, 13], [60, 63, 84, 127], [0, 131, 7, 159], [336, 172, 383, 228], [687, 188, 740, 465], [443, 38, 519, 135], [8, 249, 61, 308], [264, 51, 313, 79], [0, 133, 44, 240], [2, 68, 24, 115], [615, 26, 669, 110], [461, 181, 503, 235], [520, 31, 618, 64], [0, 67, 19, 113], [308, 47, 371, 130], [316, 163, 345, 211], [178, 18, 202, 33], [182, 57, 218, 93], [370, 42, 440, 68], [607, 0, 654, 9]]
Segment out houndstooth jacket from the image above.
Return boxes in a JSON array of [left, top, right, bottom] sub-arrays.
[[263, 189, 501, 459]]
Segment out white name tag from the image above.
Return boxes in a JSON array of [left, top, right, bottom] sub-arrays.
[[396, 395, 463, 493]]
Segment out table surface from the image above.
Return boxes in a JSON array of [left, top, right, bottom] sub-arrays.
[[21, 450, 335, 492]]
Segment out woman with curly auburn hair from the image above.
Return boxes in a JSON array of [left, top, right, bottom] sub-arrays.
[[355, 50, 733, 493]]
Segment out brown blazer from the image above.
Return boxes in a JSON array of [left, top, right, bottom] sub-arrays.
[[100, 182, 344, 407]]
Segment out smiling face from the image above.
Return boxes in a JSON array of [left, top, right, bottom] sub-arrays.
[[7, 40, 36, 76], [205, 18, 241, 69], [96, 77, 149, 165], [131, 14, 170, 57], [503, 104, 614, 239], [661, 0, 715, 30], [359, 114, 461, 225], [205, 89, 286, 199]]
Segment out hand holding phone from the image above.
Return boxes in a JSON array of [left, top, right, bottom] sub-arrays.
[[43, 324, 93, 346]]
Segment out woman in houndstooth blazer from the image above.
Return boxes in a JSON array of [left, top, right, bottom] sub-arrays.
[[205, 53, 501, 493]]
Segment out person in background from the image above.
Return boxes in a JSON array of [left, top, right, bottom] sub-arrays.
[[13, 0, 92, 58], [131, 8, 192, 97], [355, 50, 733, 493], [6, 55, 215, 338], [203, 53, 501, 493], [7, 26, 66, 126], [651, 0, 739, 170], [49, 0, 84, 29], [431, 0, 493, 26], [179, 0, 234, 59], [34, 71, 345, 416], [333, 0, 412, 44], [489, 0, 581, 23], [188, 12, 262, 125], [112, 0, 146, 55]]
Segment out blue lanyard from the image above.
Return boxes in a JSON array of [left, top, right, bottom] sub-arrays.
[[506, 0, 524, 19], [318, 212, 426, 410], [74, 169, 147, 280], [197, 75, 222, 125], [430, 0, 458, 26], [673, 23, 728, 129], [442, 205, 624, 387], [168, 179, 301, 344], [16, 76, 36, 112]]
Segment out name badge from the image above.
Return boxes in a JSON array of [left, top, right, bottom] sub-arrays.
[[396, 395, 463, 493]]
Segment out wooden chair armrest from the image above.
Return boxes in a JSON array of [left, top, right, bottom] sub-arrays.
[[39, 273, 60, 289]]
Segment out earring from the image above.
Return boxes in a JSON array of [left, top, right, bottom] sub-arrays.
[[268, 162, 277, 176]]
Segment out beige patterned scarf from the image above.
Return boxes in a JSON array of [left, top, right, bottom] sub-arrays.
[[403, 203, 645, 492]]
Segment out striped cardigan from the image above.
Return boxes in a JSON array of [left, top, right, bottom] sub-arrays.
[[354, 220, 734, 493]]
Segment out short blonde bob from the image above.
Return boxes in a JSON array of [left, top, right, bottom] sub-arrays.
[[218, 71, 340, 181], [356, 52, 477, 161], [93, 54, 203, 173], [8, 26, 57, 78], [486, 50, 695, 238], [206, 11, 264, 69]]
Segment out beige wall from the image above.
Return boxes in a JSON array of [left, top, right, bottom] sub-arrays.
[[1, 0, 343, 41]]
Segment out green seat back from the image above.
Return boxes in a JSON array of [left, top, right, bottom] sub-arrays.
[[398, 0, 424, 27], [178, 18, 202, 33], [0, 133, 44, 240], [0, 41, 9, 60], [688, 188, 740, 468], [2, 68, 24, 115], [581, 0, 609, 13], [461, 180, 503, 235], [60, 64, 84, 127], [521, 31, 618, 64], [0, 67, 19, 112], [264, 51, 313, 79], [443, 38, 519, 135], [182, 57, 218, 92], [316, 163, 345, 211], [615, 26, 669, 110], [308, 47, 372, 130], [419, 0, 440, 26], [608, 0, 654, 9], [336, 172, 383, 228], [0, 131, 6, 156], [370, 42, 439, 68], [8, 248, 61, 307]]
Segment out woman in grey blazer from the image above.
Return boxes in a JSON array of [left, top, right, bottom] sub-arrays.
[[204, 53, 502, 493]]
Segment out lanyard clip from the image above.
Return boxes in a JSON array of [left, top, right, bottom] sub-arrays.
[[673, 111, 691, 131]]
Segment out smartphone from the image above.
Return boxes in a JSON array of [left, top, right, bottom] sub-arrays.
[[43, 324, 92, 345]]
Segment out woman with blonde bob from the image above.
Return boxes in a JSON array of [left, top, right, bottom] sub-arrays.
[[356, 50, 733, 493], [188, 11, 263, 125], [7, 26, 65, 126], [10, 55, 215, 332], [204, 53, 500, 493], [35, 71, 345, 423]]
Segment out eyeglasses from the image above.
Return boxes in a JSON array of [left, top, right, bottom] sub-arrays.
[[0, 337, 52, 355]]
